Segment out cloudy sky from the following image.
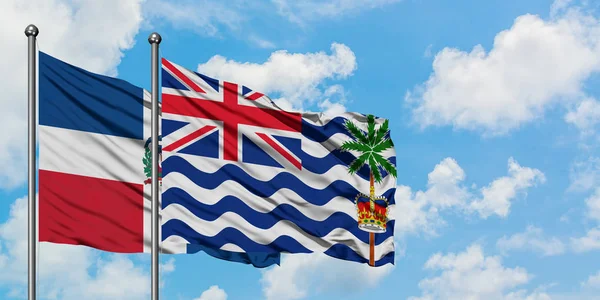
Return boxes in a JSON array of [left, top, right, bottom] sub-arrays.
[[2, 0, 600, 299]]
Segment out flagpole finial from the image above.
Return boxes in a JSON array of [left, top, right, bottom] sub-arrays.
[[148, 32, 162, 44], [24, 24, 39, 37]]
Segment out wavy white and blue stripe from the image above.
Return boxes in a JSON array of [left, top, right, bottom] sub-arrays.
[[161, 113, 396, 267]]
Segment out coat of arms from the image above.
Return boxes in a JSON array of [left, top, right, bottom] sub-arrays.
[[143, 135, 162, 185], [341, 115, 396, 233]]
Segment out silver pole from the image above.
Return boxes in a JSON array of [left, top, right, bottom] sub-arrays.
[[25, 24, 39, 300], [148, 32, 162, 300]]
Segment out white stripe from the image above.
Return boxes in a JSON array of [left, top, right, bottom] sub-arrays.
[[305, 132, 352, 158], [240, 125, 395, 162], [161, 237, 188, 254], [220, 243, 245, 252], [162, 172, 396, 222], [39, 125, 144, 183], [161, 204, 394, 261], [306, 134, 396, 161], [162, 152, 396, 193]]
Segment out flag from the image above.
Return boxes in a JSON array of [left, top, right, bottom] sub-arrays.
[[38, 52, 280, 267], [160, 58, 397, 267], [39, 51, 153, 253]]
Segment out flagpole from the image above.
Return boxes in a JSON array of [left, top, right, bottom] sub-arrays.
[[25, 24, 39, 300], [149, 32, 162, 300]]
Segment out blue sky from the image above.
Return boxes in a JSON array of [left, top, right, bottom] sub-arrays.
[[2, 0, 600, 299]]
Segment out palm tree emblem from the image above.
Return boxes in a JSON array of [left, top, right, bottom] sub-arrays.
[[341, 114, 396, 265], [341, 114, 396, 229]]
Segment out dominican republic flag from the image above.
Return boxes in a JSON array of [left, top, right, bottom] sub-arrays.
[[38, 52, 279, 267]]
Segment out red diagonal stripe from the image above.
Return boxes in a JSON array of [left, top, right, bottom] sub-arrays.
[[162, 58, 206, 93], [256, 133, 302, 170], [245, 92, 264, 101], [163, 125, 217, 152]]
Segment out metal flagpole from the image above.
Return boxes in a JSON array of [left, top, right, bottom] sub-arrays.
[[148, 32, 162, 300], [25, 24, 39, 300]]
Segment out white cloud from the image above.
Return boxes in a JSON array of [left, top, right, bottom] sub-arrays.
[[143, 0, 280, 49], [496, 226, 566, 256], [159, 257, 176, 288], [317, 85, 348, 116], [265, 84, 349, 116], [393, 184, 445, 237], [0, 0, 144, 189], [272, 0, 402, 25], [423, 157, 471, 209], [395, 157, 545, 237], [504, 290, 553, 300], [146, 0, 403, 36], [248, 35, 277, 49], [260, 253, 393, 300], [0, 197, 151, 299], [469, 158, 546, 218], [143, 0, 243, 37], [409, 244, 548, 300], [569, 156, 600, 192], [72, 255, 149, 300], [160, 257, 176, 274], [197, 43, 357, 111], [571, 228, 600, 253], [581, 270, 600, 289], [424, 44, 434, 58], [195, 285, 228, 300], [568, 169, 600, 255], [585, 188, 600, 222], [395, 157, 470, 236], [550, 0, 575, 17], [406, 4, 600, 135], [565, 97, 600, 136], [318, 99, 347, 116]]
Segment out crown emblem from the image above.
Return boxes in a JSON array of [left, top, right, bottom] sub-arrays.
[[143, 135, 162, 185], [354, 193, 389, 233]]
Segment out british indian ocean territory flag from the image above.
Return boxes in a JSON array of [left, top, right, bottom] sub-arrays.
[[160, 58, 397, 266]]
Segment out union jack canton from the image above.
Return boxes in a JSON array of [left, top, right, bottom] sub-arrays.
[[160, 58, 302, 169]]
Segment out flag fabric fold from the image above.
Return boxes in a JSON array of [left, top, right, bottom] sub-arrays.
[[160, 58, 397, 266]]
